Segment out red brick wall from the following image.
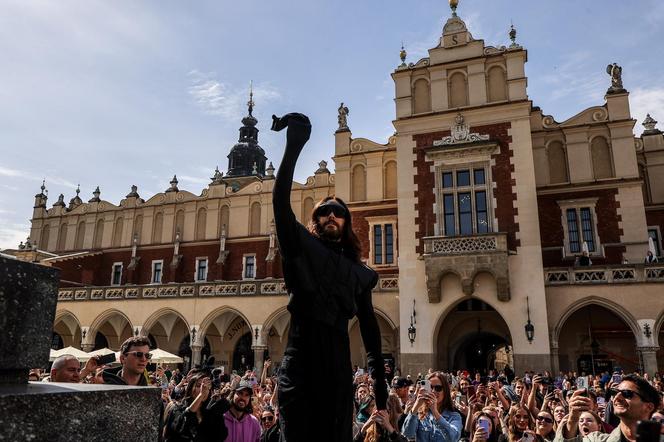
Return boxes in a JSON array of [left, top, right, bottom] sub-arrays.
[[537, 188, 624, 266], [412, 122, 519, 254], [350, 206, 399, 272]]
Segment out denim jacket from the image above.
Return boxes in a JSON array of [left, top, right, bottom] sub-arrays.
[[402, 410, 462, 442]]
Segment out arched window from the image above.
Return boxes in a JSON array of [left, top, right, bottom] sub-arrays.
[[219, 205, 230, 236], [132, 214, 143, 245], [413, 78, 431, 114], [384, 161, 397, 199], [41, 224, 51, 250], [249, 202, 261, 235], [591, 136, 613, 179], [449, 72, 468, 108], [302, 197, 314, 223], [351, 164, 367, 202], [152, 212, 163, 244], [196, 207, 207, 241], [93, 219, 105, 249], [487, 66, 507, 102], [112, 217, 124, 248], [547, 141, 569, 184], [174, 209, 185, 240], [57, 223, 68, 251], [75, 220, 86, 250]]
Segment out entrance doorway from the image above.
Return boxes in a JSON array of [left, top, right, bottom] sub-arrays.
[[436, 299, 512, 373]]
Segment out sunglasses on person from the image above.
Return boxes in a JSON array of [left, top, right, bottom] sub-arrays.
[[315, 203, 347, 218], [611, 389, 643, 400], [429, 384, 444, 392], [537, 416, 554, 424], [261, 415, 274, 422], [125, 351, 152, 360]]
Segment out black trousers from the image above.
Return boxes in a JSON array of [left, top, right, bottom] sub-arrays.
[[278, 319, 353, 442]]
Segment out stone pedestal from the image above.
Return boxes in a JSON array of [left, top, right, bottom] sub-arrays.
[[0, 257, 59, 384], [0, 382, 161, 441], [637, 347, 660, 376]]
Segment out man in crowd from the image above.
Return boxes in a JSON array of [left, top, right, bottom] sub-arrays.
[[392, 377, 411, 407], [102, 336, 150, 386], [49, 354, 98, 383], [224, 380, 261, 442], [557, 374, 660, 441]]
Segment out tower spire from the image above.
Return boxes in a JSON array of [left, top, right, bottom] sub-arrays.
[[247, 80, 255, 116]]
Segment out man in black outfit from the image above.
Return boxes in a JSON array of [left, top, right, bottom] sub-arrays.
[[271, 113, 387, 441]]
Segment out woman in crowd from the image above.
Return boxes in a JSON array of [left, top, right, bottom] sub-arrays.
[[577, 411, 604, 438], [163, 373, 230, 442], [497, 405, 536, 442], [259, 405, 280, 442], [402, 372, 462, 442], [534, 411, 556, 441], [469, 411, 501, 442], [355, 394, 408, 442], [551, 405, 566, 426]]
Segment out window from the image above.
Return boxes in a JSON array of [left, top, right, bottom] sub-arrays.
[[195, 258, 208, 282], [648, 228, 662, 257], [448, 72, 468, 108], [438, 166, 491, 236], [111, 263, 123, 286], [151, 260, 163, 284], [369, 218, 397, 266], [591, 136, 613, 179], [351, 164, 367, 202], [558, 199, 601, 257], [243, 255, 256, 279], [487, 66, 507, 102]]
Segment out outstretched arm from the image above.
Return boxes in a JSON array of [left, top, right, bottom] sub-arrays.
[[271, 113, 311, 259], [356, 288, 387, 410]]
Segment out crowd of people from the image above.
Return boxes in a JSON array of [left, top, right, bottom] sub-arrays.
[[32, 336, 664, 441]]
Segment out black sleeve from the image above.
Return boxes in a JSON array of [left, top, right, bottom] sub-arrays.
[[356, 287, 387, 409], [272, 113, 311, 259]]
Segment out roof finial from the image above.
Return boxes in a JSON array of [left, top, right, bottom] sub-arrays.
[[41, 179, 46, 193], [399, 42, 407, 67], [509, 22, 518, 48], [75, 183, 80, 196], [247, 80, 255, 116], [449, 0, 459, 17]]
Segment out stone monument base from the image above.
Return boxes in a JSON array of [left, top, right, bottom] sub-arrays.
[[0, 382, 161, 441]]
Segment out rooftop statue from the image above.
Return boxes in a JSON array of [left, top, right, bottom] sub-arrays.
[[337, 102, 349, 131], [606, 63, 625, 94]]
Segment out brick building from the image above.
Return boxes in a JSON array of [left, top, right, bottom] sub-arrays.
[[9, 4, 664, 376]]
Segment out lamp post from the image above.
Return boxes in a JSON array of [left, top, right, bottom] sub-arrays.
[[408, 299, 417, 346], [524, 296, 534, 343]]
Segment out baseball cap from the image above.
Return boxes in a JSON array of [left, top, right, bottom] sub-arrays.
[[235, 380, 253, 393], [393, 377, 412, 388]]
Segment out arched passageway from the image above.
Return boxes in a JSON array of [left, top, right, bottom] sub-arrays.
[[200, 309, 253, 372], [53, 311, 82, 349], [90, 311, 133, 351], [349, 311, 399, 370], [557, 304, 638, 375], [436, 299, 512, 373]]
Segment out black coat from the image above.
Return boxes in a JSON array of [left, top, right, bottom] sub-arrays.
[[163, 397, 229, 442]]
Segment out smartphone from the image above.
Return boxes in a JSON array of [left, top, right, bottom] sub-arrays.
[[547, 384, 555, 394], [459, 394, 467, 404], [96, 353, 116, 365], [636, 420, 661, 442], [419, 379, 432, 393], [478, 418, 491, 434], [455, 393, 462, 405], [612, 374, 622, 384], [597, 396, 606, 406], [579, 388, 588, 398], [522, 434, 534, 442], [467, 385, 476, 398]]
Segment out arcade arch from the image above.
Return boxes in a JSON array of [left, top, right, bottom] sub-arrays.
[[435, 298, 512, 372], [262, 307, 291, 367], [53, 311, 82, 349], [349, 309, 399, 369], [199, 308, 254, 372], [556, 303, 638, 374], [142, 309, 190, 356], [88, 309, 133, 351]]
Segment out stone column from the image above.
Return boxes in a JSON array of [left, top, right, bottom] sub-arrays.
[[637, 347, 660, 376], [191, 345, 202, 368], [81, 344, 95, 352], [253, 346, 267, 377], [550, 346, 560, 375]]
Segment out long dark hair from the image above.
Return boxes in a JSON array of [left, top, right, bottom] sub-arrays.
[[307, 195, 362, 263]]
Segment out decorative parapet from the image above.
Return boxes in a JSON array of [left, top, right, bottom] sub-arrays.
[[422, 233, 510, 303], [57, 275, 400, 301], [544, 265, 664, 285]]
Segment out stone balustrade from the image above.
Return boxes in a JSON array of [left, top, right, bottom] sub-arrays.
[[544, 265, 664, 285], [57, 275, 399, 301], [423, 232, 508, 255]]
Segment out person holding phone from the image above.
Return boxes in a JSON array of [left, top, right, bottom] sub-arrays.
[[470, 411, 501, 442], [402, 372, 462, 442], [498, 404, 536, 442], [534, 412, 556, 441]]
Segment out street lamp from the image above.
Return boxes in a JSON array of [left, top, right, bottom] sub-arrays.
[[408, 299, 417, 346], [524, 296, 534, 343]]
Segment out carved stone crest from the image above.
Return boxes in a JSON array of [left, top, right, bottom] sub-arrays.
[[433, 113, 490, 146]]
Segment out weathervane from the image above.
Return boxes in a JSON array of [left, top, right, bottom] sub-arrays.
[[248, 80, 255, 116]]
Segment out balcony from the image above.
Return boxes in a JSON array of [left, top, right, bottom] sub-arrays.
[[57, 275, 400, 301], [544, 265, 664, 285], [421, 233, 510, 303]]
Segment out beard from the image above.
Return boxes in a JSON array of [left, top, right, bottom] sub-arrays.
[[317, 220, 343, 241]]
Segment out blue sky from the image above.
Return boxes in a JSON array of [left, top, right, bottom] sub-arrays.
[[1, 0, 663, 249]]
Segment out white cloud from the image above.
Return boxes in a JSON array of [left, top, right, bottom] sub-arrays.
[[187, 71, 281, 119], [0, 219, 30, 250], [630, 87, 664, 135], [539, 51, 606, 107], [179, 175, 209, 186], [0, 166, 77, 188]]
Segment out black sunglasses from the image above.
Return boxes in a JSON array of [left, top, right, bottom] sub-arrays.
[[431, 385, 444, 392], [125, 351, 152, 360], [315, 204, 347, 218], [612, 389, 643, 400], [261, 415, 274, 422], [537, 416, 554, 424]]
